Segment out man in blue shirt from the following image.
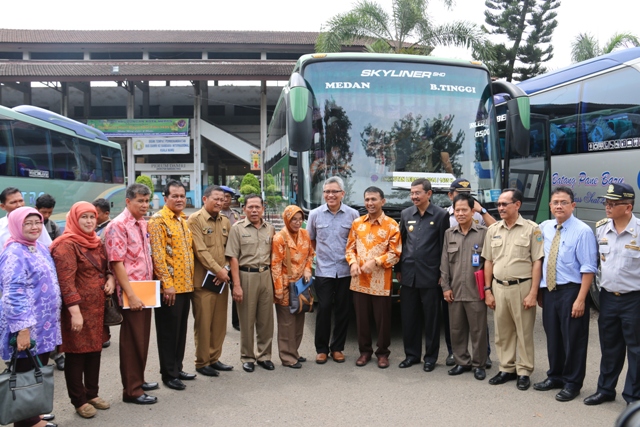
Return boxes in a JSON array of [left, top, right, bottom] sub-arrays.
[[307, 176, 359, 364], [534, 186, 597, 402]]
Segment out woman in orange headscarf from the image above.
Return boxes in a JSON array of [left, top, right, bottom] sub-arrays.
[[50, 202, 115, 419], [271, 205, 314, 368]]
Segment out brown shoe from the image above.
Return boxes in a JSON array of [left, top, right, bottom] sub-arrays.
[[331, 351, 345, 363], [76, 403, 97, 418], [316, 353, 328, 364], [356, 354, 371, 367], [88, 397, 110, 410], [377, 356, 390, 369]]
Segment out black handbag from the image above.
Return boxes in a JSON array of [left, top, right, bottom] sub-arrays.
[[104, 293, 123, 326], [0, 349, 54, 425]]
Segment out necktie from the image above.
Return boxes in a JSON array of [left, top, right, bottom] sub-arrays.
[[546, 224, 563, 291]]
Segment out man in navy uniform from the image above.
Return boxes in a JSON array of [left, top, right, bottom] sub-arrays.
[[585, 183, 640, 406]]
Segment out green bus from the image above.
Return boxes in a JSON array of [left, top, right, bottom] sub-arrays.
[[0, 105, 125, 225]]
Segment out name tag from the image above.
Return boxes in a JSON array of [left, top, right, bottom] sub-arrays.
[[407, 221, 417, 224]]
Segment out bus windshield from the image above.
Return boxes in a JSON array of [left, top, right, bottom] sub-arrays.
[[299, 60, 501, 210]]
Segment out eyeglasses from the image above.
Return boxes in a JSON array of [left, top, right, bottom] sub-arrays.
[[496, 202, 515, 208], [603, 201, 630, 208], [22, 221, 43, 228], [410, 191, 425, 197], [290, 218, 303, 223], [323, 190, 343, 195], [550, 201, 571, 207]]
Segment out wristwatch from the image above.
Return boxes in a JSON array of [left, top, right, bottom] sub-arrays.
[[483, 286, 492, 292], [480, 207, 488, 215]]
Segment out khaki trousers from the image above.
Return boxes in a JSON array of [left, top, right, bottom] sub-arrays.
[[275, 304, 305, 366], [237, 269, 274, 363], [192, 283, 229, 368], [493, 279, 536, 376]]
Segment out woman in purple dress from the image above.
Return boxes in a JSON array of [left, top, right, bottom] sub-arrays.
[[0, 206, 61, 427]]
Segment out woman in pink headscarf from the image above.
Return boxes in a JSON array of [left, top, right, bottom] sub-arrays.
[[0, 207, 61, 427], [270, 205, 314, 368], [50, 202, 115, 420]]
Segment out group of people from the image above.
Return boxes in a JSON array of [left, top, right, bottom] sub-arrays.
[[1, 173, 639, 426]]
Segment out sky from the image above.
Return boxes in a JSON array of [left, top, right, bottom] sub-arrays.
[[1, 0, 637, 74]]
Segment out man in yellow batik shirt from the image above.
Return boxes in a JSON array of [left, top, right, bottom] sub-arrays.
[[346, 186, 402, 369]]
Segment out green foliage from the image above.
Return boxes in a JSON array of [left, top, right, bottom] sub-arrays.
[[483, 0, 559, 81], [316, 0, 491, 61], [238, 173, 260, 205], [135, 175, 154, 192], [571, 32, 640, 63]]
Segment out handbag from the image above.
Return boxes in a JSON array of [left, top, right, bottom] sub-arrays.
[[281, 229, 314, 314], [0, 349, 54, 425], [104, 293, 123, 326]]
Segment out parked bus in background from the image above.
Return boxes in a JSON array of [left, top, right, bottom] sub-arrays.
[[495, 47, 640, 308], [265, 52, 530, 221], [0, 105, 126, 226]]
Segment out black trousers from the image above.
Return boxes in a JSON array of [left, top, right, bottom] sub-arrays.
[[597, 289, 640, 403], [401, 285, 441, 364], [314, 276, 352, 355], [155, 292, 192, 382], [440, 296, 452, 354], [541, 285, 589, 390]]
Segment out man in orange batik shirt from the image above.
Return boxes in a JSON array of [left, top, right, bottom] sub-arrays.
[[346, 186, 402, 369]]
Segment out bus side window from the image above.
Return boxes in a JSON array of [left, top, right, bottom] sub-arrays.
[[0, 121, 11, 176], [51, 132, 78, 180]]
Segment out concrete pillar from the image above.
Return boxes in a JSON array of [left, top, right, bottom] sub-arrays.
[[126, 83, 135, 186], [193, 82, 203, 208], [202, 51, 208, 60], [260, 80, 267, 195], [143, 51, 149, 60], [22, 51, 30, 60], [61, 82, 69, 116]]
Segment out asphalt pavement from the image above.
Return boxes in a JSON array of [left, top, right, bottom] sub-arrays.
[[46, 304, 626, 427]]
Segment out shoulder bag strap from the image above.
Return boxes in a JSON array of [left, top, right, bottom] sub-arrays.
[[280, 229, 293, 282]]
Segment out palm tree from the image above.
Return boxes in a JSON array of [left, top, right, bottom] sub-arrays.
[[315, 0, 493, 60], [571, 32, 640, 63]]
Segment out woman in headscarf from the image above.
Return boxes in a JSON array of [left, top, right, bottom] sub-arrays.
[[0, 207, 61, 427], [270, 205, 314, 368], [50, 202, 115, 420]]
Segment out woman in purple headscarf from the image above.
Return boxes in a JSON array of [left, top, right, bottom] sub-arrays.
[[0, 206, 61, 427]]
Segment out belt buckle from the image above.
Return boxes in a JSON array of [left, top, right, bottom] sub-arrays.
[[258, 266, 266, 272], [614, 292, 621, 297], [502, 280, 510, 286]]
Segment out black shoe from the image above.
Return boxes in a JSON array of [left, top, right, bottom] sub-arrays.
[[211, 361, 234, 371], [298, 357, 306, 363], [533, 378, 564, 391], [163, 378, 186, 390], [399, 358, 418, 369], [233, 324, 240, 331], [196, 366, 220, 377], [584, 392, 615, 406], [488, 371, 518, 385], [556, 388, 580, 402], [486, 355, 492, 369], [55, 355, 65, 371], [123, 394, 158, 405], [257, 360, 275, 370], [474, 368, 486, 381], [141, 382, 159, 391], [242, 362, 255, 373], [287, 362, 302, 369], [445, 353, 455, 366], [45, 423, 57, 427], [448, 365, 472, 376], [102, 340, 111, 348], [42, 414, 55, 421], [423, 361, 435, 372], [517, 375, 531, 391], [179, 371, 197, 381]]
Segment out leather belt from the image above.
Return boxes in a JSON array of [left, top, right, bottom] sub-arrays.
[[493, 277, 531, 286], [239, 266, 270, 273]]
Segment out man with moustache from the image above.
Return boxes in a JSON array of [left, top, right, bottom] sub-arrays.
[[307, 176, 358, 364], [187, 185, 234, 377]]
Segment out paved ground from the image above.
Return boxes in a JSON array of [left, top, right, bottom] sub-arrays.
[[46, 304, 626, 427]]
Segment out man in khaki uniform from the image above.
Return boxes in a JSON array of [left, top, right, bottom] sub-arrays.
[[482, 188, 543, 391], [225, 194, 275, 373], [187, 185, 234, 377]]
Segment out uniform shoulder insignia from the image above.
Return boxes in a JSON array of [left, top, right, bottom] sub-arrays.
[[596, 218, 609, 228], [526, 219, 539, 228]]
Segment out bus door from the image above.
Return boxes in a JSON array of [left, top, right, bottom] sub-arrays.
[[502, 113, 551, 222]]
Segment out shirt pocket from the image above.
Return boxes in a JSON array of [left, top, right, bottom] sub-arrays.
[[622, 246, 640, 269], [240, 238, 257, 256], [447, 246, 460, 263], [514, 237, 530, 260], [316, 223, 331, 239], [490, 238, 504, 258], [339, 224, 352, 239]]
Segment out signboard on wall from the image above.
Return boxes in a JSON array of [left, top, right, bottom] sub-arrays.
[[88, 118, 190, 137], [250, 150, 261, 171], [133, 137, 190, 154]]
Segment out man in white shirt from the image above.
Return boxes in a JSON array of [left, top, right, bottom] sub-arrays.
[[0, 187, 52, 250]]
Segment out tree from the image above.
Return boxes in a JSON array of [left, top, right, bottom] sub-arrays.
[[263, 173, 281, 210], [135, 174, 154, 192], [315, 0, 492, 60], [238, 173, 260, 205], [483, 0, 560, 81], [571, 32, 640, 63]]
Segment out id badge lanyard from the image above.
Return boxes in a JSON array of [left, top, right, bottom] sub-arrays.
[[472, 244, 480, 267]]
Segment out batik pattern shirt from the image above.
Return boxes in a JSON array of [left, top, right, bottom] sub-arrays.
[[271, 229, 314, 306], [346, 213, 402, 297], [148, 205, 194, 293]]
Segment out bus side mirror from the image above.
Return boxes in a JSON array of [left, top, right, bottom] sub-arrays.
[[506, 97, 531, 157], [286, 73, 314, 152]]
